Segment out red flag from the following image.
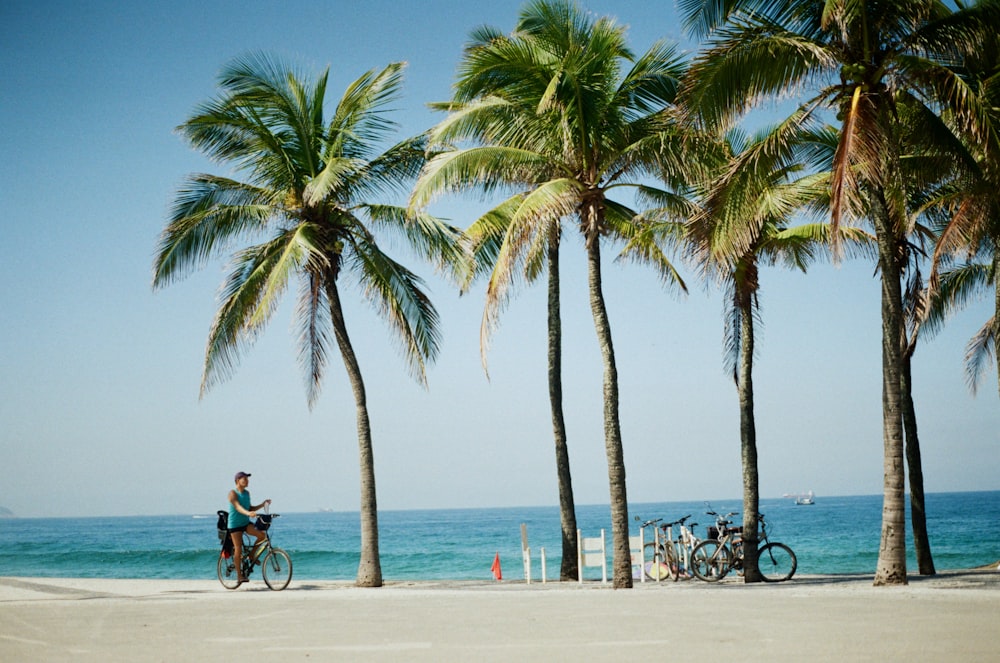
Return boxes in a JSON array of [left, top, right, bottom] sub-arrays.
[[491, 552, 502, 581]]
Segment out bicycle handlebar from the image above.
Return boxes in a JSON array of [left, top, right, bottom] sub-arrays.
[[660, 514, 692, 528]]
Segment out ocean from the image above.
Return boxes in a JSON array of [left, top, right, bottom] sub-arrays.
[[2, 491, 996, 581]]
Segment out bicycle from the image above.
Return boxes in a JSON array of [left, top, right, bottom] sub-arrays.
[[674, 516, 701, 578], [689, 510, 796, 583], [217, 510, 293, 590], [636, 515, 694, 581], [636, 517, 670, 581]]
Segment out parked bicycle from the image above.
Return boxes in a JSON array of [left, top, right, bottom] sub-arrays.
[[689, 509, 796, 582], [636, 515, 697, 581], [675, 516, 701, 578], [636, 517, 671, 580], [217, 510, 293, 590]]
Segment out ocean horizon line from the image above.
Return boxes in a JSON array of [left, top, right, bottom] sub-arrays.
[[3, 488, 996, 520]]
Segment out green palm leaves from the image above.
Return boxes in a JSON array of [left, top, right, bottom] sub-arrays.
[[153, 54, 458, 404], [414, 1, 689, 339]]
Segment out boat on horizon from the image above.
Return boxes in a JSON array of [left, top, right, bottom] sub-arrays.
[[782, 491, 815, 505]]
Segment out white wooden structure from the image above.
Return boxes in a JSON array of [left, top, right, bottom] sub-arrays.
[[629, 529, 645, 582], [577, 529, 607, 583]]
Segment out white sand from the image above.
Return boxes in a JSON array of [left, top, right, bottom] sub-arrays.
[[2, 570, 998, 662]]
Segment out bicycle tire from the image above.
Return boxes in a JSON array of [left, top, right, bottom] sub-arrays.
[[758, 542, 796, 582], [262, 547, 293, 590], [642, 542, 670, 580], [664, 541, 681, 581], [690, 540, 731, 582], [217, 553, 241, 590]]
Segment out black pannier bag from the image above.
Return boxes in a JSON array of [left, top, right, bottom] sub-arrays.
[[216, 510, 228, 541]]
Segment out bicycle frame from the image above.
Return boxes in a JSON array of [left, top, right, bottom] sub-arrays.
[[676, 520, 700, 577]]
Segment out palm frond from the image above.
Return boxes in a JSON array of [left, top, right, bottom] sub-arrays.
[[461, 195, 525, 290], [410, 146, 555, 209], [682, 23, 834, 130], [964, 316, 996, 395], [829, 85, 871, 247], [304, 156, 364, 206], [352, 134, 430, 201], [153, 175, 273, 287], [201, 225, 315, 396], [329, 62, 407, 159], [480, 178, 580, 355], [362, 203, 466, 278], [922, 261, 992, 336], [722, 278, 744, 383], [296, 270, 334, 408], [343, 226, 441, 385], [614, 39, 685, 116]]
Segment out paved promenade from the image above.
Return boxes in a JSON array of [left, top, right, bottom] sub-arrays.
[[2, 570, 998, 662]]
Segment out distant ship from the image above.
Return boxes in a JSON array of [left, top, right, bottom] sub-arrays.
[[783, 491, 815, 505]]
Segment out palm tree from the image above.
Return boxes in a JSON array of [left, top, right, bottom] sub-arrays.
[[926, 11, 1000, 400], [905, 22, 1000, 571], [152, 54, 461, 587], [902, 263, 937, 575], [890, 99, 967, 576], [411, 0, 690, 588], [683, 118, 872, 581], [679, 0, 999, 586]]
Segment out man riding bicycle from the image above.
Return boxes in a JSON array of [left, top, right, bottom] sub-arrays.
[[227, 471, 271, 585]]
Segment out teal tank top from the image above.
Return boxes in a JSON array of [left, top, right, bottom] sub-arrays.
[[228, 489, 252, 529]]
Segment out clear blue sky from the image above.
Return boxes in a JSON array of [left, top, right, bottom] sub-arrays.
[[2, 1, 996, 518]]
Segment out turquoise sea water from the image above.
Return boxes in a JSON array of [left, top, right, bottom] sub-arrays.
[[2, 491, 996, 581]]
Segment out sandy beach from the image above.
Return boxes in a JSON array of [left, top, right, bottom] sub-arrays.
[[1, 569, 998, 662]]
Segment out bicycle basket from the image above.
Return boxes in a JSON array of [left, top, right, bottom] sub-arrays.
[[255, 514, 272, 530]]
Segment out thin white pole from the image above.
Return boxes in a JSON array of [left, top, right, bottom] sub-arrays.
[[521, 523, 531, 584]]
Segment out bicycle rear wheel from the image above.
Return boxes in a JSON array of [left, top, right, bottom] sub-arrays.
[[758, 542, 796, 582], [217, 554, 241, 590], [262, 548, 293, 590], [690, 540, 731, 582], [664, 541, 681, 581]]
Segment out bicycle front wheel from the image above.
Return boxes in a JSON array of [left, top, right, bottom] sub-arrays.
[[758, 542, 796, 582], [690, 540, 731, 582], [262, 548, 293, 590], [642, 542, 670, 580], [217, 554, 241, 590]]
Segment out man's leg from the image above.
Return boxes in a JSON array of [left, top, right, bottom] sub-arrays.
[[231, 531, 246, 581], [246, 524, 265, 562]]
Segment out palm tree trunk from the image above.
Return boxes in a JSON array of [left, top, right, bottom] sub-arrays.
[[584, 207, 631, 589], [872, 202, 908, 587], [738, 298, 761, 583], [548, 228, 578, 581], [994, 254, 1000, 401], [901, 349, 935, 575], [327, 281, 382, 587]]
